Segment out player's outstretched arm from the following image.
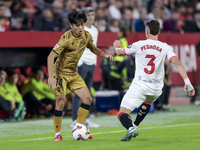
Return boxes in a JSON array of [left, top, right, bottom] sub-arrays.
[[113, 40, 126, 56], [91, 47, 115, 61], [47, 51, 57, 89], [171, 57, 195, 96]]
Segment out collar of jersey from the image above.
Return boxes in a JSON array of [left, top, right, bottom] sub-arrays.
[[71, 30, 82, 38], [148, 38, 158, 41]]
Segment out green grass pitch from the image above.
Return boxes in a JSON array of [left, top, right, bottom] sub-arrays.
[[0, 105, 200, 150]]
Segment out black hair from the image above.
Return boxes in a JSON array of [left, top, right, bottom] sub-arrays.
[[6, 69, 17, 77], [119, 27, 126, 38], [146, 19, 160, 36], [68, 9, 87, 25], [0, 4, 5, 7], [31, 67, 43, 74]]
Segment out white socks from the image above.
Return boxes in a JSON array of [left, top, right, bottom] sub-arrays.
[[76, 122, 83, 126], [55, 132, 61, 137]]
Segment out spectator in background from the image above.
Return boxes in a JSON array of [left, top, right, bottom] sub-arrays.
[[21, 67, 55, 118], [109, 18, 119, 32], [183, 2, 195, 20], [109, 0, 122, 20], [163, 10, 183, 33], [104, 7, 111, 23], [160, 7, 168, 21], [10, 4, 30, 32], [176, 3, 186, 22], [147, 5, 163, 29], [132, 0, 144, 20], [0, 16, 6, 31], [95, 7, 104, 19], [98, 0, 108, 9], [100, 46, 130, 90], [120, 7, 134, 32], [0, 3, 6, 16], [64, 0, 79, 11], [118, 27, 128, 49], [134, 8, 147, 32], [121, 0, 132, 14], [41, 9, 59, 31], [118, 54, 135, 83], [91, 0, 98, 10], [0, 3, 10, 31], [184, 10, 200, 32], [95, 18, 107, 32], [52, 0, 63, 31], [94, 7, 108, 31], [0, 69, 16, 114], [116, 27, 128, 62], [4, 69, 26, 120], [1, 0, 12, 17], [78, 0, 87, 10]]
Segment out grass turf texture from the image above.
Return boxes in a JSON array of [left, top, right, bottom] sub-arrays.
[[0, 105, 200, 150]]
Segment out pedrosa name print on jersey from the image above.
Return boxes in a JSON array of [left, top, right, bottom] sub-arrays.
[[140, 45, 162, 53]]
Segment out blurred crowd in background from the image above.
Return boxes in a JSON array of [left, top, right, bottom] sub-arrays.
[[0, 0, 200, 33]]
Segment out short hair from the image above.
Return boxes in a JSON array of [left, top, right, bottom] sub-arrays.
[[83, 7, 95, 14], [146, 19, 160, 36], [6, 69, 17, 77], [68, 9, 87, 25], [31, 67, 43, 74], [0, 69, 6, 75]]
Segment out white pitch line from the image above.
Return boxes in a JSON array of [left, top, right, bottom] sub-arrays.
[[1, 122, 200, 143]]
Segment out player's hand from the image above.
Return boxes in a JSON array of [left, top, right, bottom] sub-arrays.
[[105, 54, 115, 61], [184, 84, 195, 96], [48, 77, 56, 89], [113, 40, 122, 48]]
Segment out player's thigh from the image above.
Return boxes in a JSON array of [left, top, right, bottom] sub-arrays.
[[121, 88, 145, 111], [73, 87, 92, 105], [67, 74, 87, 93]]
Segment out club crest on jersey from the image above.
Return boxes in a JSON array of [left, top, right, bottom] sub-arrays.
[[53, 44, 59, 50], [82, 39, 86, 45]]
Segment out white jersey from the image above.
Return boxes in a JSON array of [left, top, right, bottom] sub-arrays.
[[78, 25, 98, 66], [124, 38, 177, 95]]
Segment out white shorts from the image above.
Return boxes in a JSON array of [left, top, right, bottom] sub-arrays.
[[120, 84, 162, 111]]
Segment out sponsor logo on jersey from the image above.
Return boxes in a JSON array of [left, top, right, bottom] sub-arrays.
[[53, 44, 59, 50]]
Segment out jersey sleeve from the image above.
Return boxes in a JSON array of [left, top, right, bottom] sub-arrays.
[[52, 34, 66, 56], [166, 46, 177, 61], [124, 42, 138, 55], [86, 32, 96, 50]]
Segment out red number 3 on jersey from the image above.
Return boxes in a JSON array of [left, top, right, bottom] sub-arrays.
[[144, 55, 156, 74]]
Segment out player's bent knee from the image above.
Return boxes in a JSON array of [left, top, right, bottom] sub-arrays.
[[58, 101, 65, 110], [83, 96, 92, 105], [55, 97, 66, 110]]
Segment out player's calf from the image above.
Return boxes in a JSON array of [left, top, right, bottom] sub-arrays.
[[133, 101, 152, 126], [118, 112, 134, 130]]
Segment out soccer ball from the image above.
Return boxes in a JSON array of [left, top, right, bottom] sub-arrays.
[[72, 125, 90, 140]]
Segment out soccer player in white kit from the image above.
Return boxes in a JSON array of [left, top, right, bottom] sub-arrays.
[[113, 19, 195, 141]]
